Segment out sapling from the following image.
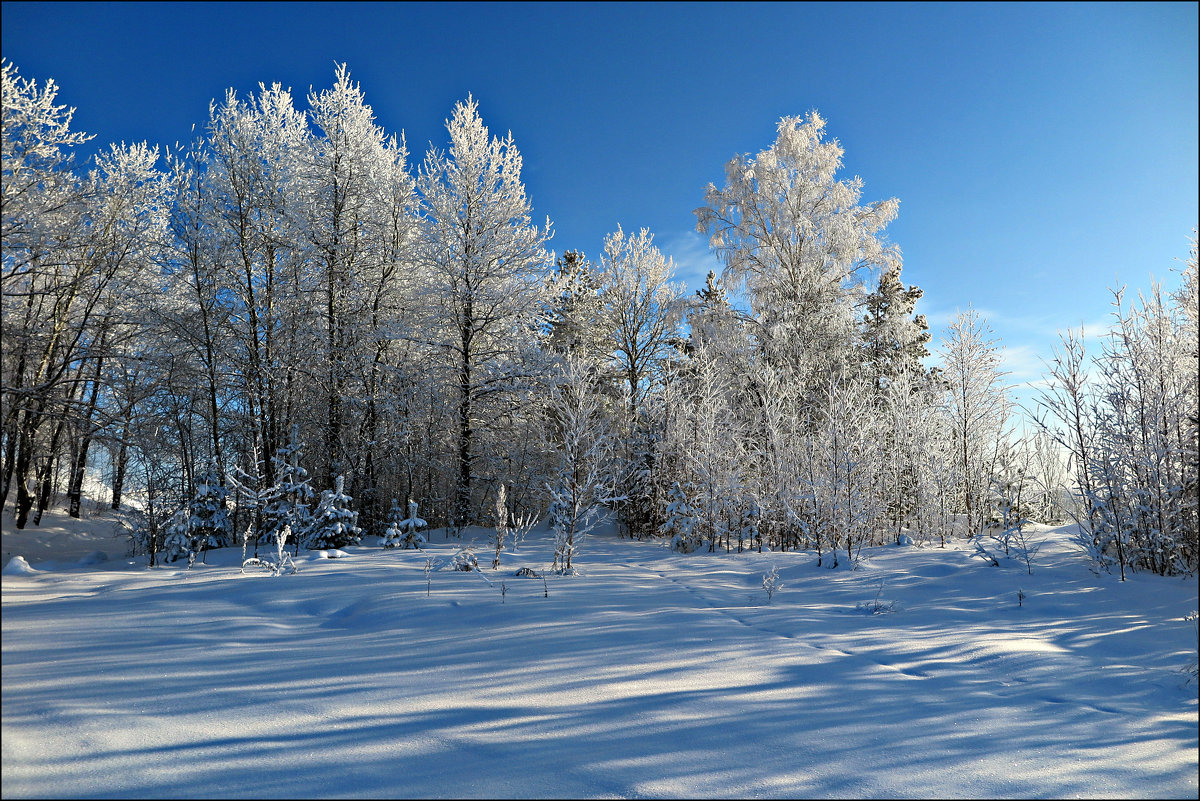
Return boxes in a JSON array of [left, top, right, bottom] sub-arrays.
[[763, 564, 782, 603], [856, 580, 896, 615], [510, 511, 535, 553], [451, 545, 479, 571], [241, 524, 297, 576], [492, 485, 508, 568], [1010, 520, 1042, 574], [383, 499, 427, 550]]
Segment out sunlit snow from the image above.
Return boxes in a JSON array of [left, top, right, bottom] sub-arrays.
[[3, 507, 1197, 799]]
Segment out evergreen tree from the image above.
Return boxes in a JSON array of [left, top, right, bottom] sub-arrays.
[[307, 474, 363, 550], [659, 481, 700, 553], [861, 265, 930, 389], [544, 250, 609, 366], [381, 498, 427, 549], [262, 427, 315, 550], [161, 508, 193, 564], [189, 460, 231, 553]]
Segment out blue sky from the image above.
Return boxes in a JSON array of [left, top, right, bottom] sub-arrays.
[[4, 1, 1197, 408]]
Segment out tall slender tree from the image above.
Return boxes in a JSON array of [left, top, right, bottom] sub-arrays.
[[416, 95, 550, 525]]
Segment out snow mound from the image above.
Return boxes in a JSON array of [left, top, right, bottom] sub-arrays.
[[3, 555, 38, 575], [77, 550, 109, 566], [309, 549, 350, 560]]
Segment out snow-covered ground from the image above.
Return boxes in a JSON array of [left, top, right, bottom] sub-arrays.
[[3, 506, 1197, 799]]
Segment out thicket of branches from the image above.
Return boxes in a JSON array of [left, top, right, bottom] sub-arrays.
[[3, 61, 1195, 575]]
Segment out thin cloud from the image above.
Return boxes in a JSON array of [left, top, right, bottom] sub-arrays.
[[657, 229, 723, 292]]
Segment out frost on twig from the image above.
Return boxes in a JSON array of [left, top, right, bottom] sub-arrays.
[[241, 524, 297, 576], [762, 564, 782, 603], [855, 581, 896, 615]]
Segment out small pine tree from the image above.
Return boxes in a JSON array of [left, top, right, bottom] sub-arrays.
[[738, 499, 761, 553], [660, 481, 700, 553], [306, 475, 362, 550], [544, 250, 608, 364], [381, 499, 427, 549], [861, 266, 931, 390], [262, 426, 315, 554], [189, 461, 231, 556], [161, 508, 193, 564], [229, 458, 266, 557]]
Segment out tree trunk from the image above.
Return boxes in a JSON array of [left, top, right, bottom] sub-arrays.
[[33, 414, 70, 524], [13, 415, 38, 529], [111, 425, 128, 510], [67, 347, 107, 518], [2, 417, 18, 507], [455, 289, 474, 526]]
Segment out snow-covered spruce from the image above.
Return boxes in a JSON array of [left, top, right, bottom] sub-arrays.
[[305, 475, 362, 550], [381, 499, 427, 550]]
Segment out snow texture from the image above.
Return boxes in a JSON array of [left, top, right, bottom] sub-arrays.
[[2, 506, 1197, 799]]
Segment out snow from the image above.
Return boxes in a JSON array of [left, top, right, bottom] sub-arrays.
[[2, 555, 37, 575], [3, 506, 1197, 799]]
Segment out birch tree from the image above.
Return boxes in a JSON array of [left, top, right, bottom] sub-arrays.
[[696, 110, 901, 397], [545, 354, 615, 573], [417, 95, 551, 525], [939, 308, 1011, 538]]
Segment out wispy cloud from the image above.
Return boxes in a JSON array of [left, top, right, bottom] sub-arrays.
[[999, 343, 1046, 383], [925, 304, 1117, 345], [656, 229, 723, 292]]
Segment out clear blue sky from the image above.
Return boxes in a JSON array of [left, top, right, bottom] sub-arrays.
[[4, 1, 1197, 407]]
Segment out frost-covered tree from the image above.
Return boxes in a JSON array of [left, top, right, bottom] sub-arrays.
[[1034, 327, 1102, 539], [878, 366, 943, 543], [814, 372, 887, 567], [599, 226, 685, 418], [195, 80, 310, 497], [861, 265, 930, 390], [306, 474, 362, 549], [262, 427, 315, 550], [299, 64, 413, 492], [161, 507, 194, 565], [491, 482, 508, 568], [696, 110, 901, 396], [596, 226, 684, 538], [1041, 254, 1199, 579], [228, 454, 268, 557], [684, 270, 744, 359], [939, 308, 1011, 538], [1094, 277, 1197, 576], [189, 460, 231, 554], [666, 348, 748, 552], [4, 62, 173, 528], [544, 250, 609, 367], [417, 95, 551, 525], [659, 480, 701, 553], [544, 355, 616, 573], [381, 498, 427, 549]]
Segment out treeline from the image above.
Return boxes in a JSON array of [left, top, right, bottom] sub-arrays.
[[2, 61, 1195, 575]]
